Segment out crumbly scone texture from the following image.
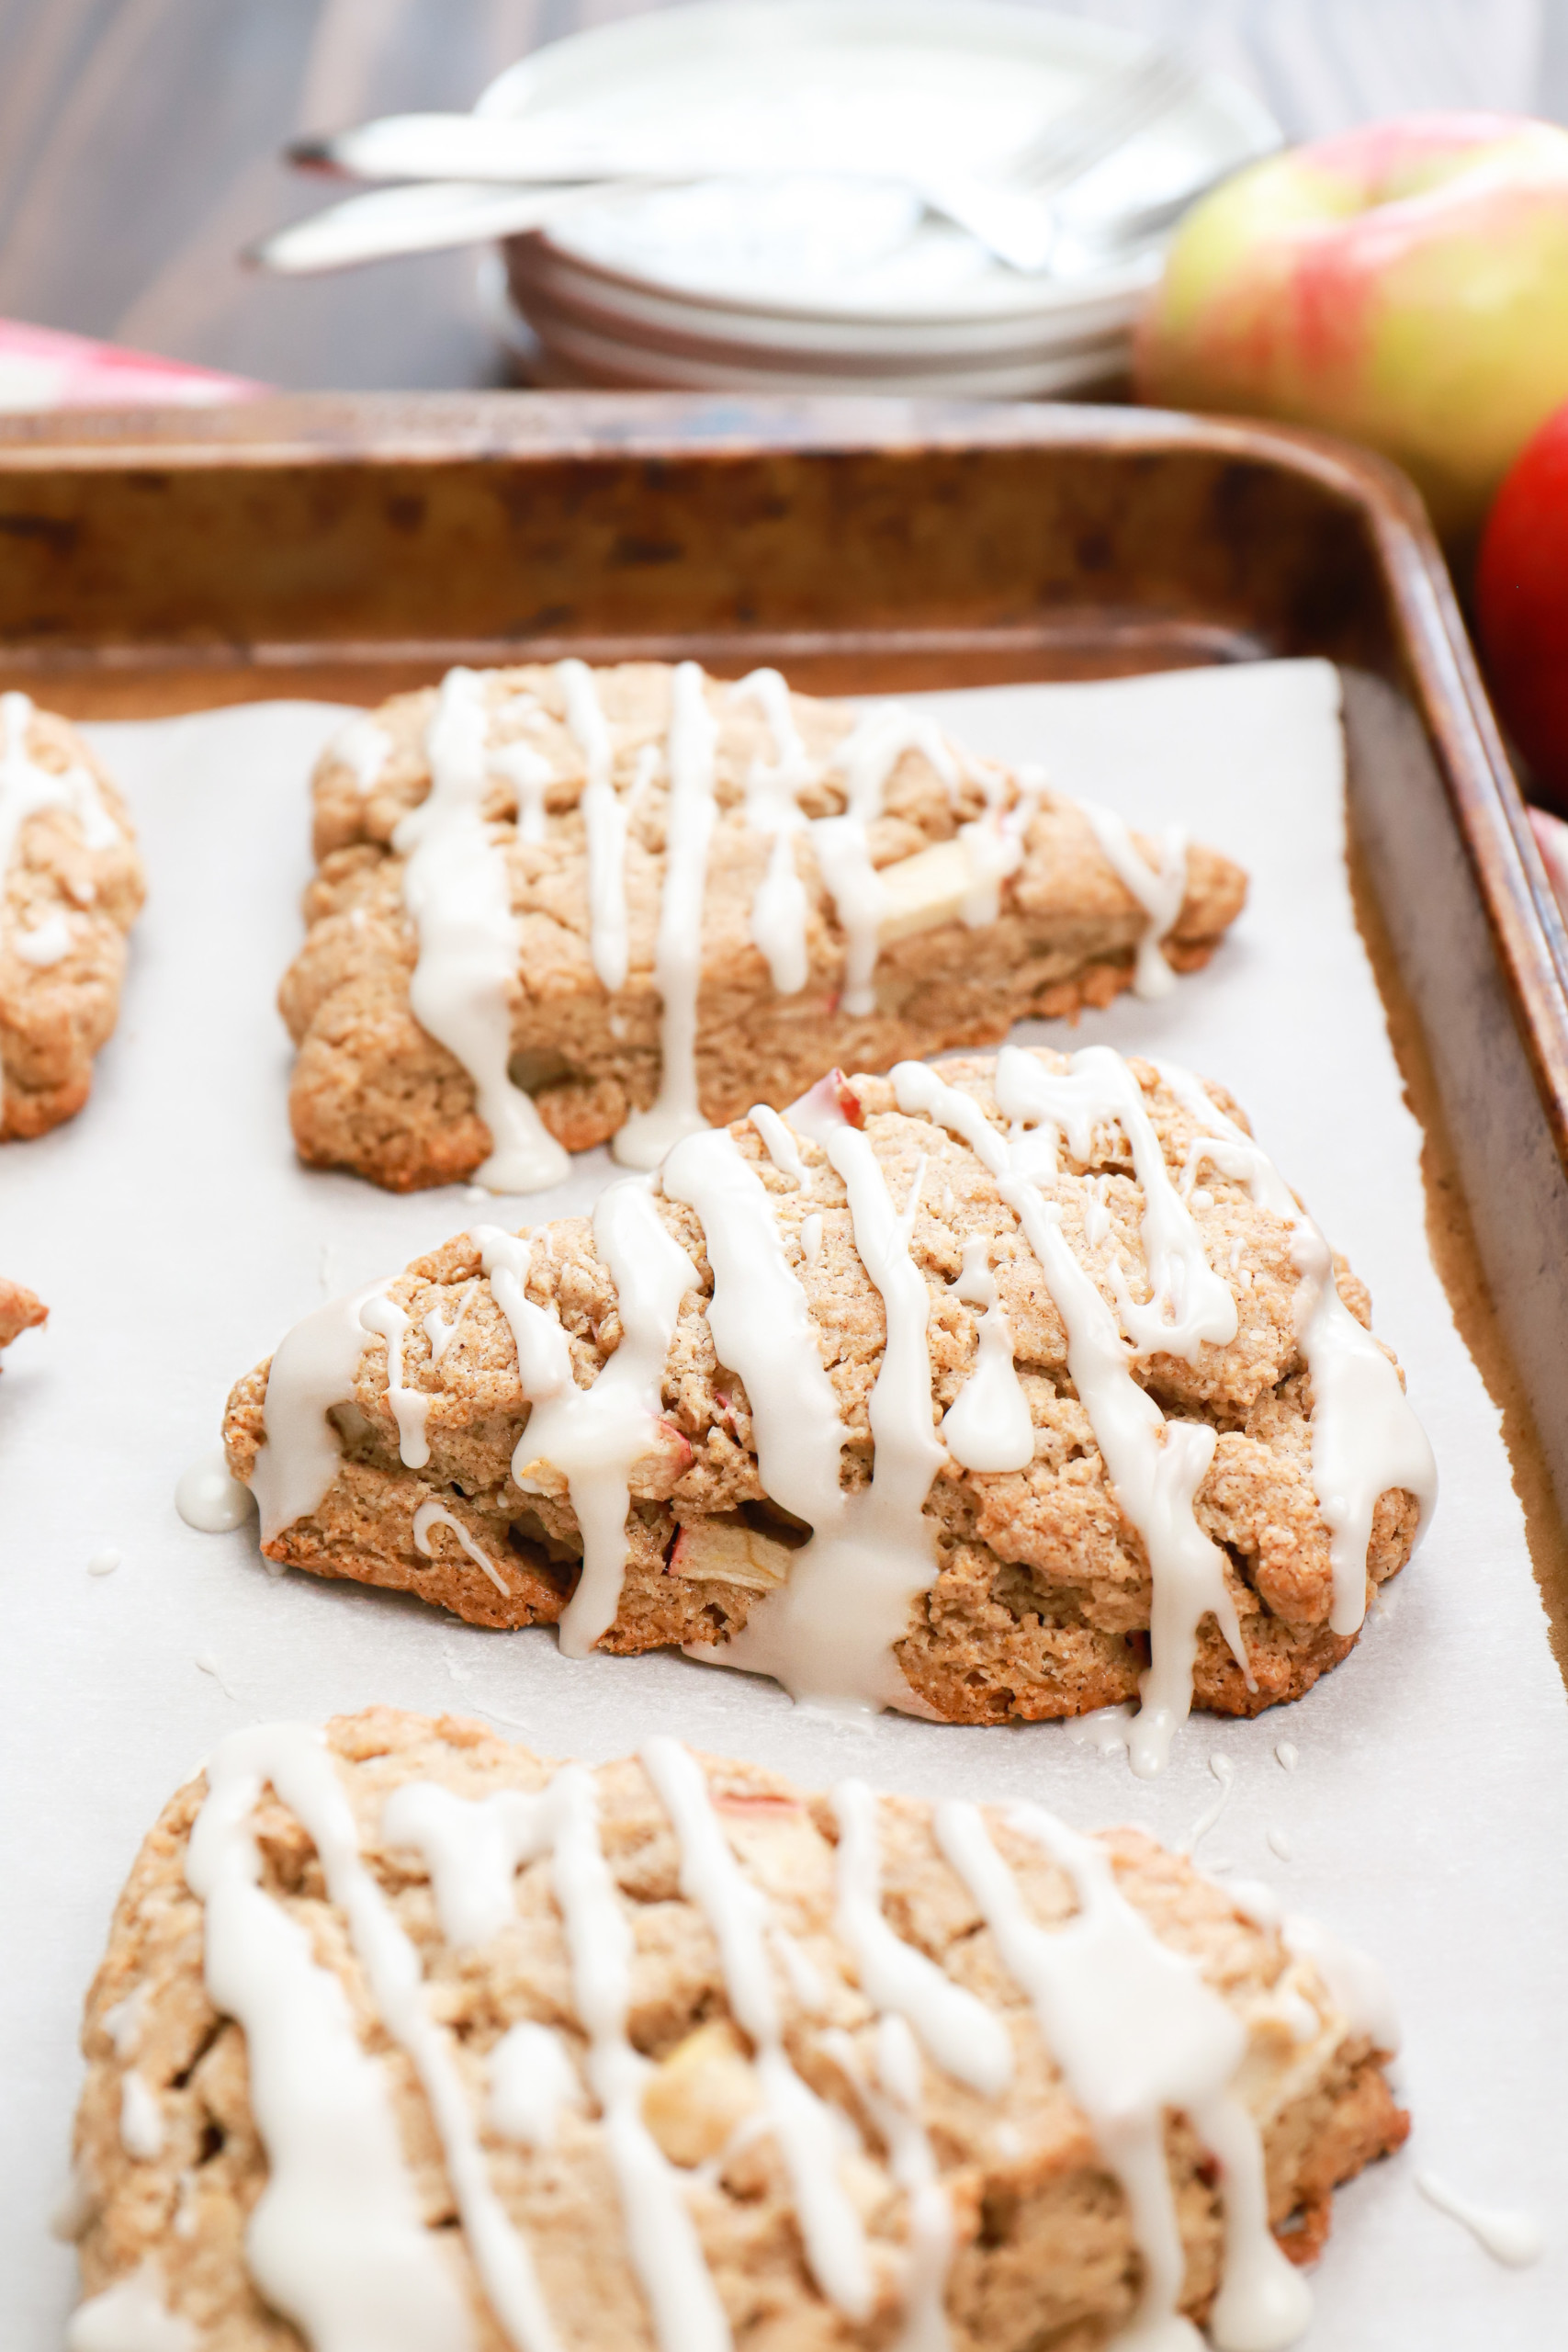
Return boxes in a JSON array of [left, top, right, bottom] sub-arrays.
[[1, 701, 144, 1140], [223, 1047, 1423, 1725], [69, 1706, 1407, 2350], [0, 1273, 46, 1351], [282, 663, 1247, 1190]]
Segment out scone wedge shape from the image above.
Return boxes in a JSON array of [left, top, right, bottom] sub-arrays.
[[1, 693, 144, 1139], [283, 661, 1246, 1192], [222, 1045, 1435, 1774], [65, 1707, 1407, 2352]]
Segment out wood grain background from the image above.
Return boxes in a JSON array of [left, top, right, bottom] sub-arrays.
[[1, 0, 1565, 390]]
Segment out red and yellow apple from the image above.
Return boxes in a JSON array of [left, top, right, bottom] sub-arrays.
[[1136, 114, 1568, 544], [1476, 397, 1568, 808]]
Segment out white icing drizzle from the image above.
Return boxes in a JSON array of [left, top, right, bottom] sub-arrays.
[[424, 1279, 477, 1365], [939, 1237, 1033, 1474], [556, 658, 630, 995], [549, 1763, 733, 2352], [824, 2018, 954, 2352], [490, 2020, 583, 2151], [893, 1053, 1247, 1775], [615, 663, 719, 1169], [811, 707, 960, 1019], [13, 908, 73, 965], [186, 1726, 483, 2352], [66, 2262, 197, 2352], [708, 1091, 944, 1715], [936, 1800, 1311, 2352], [661, 1125, 846, 1530], [412, 1499, 511, 1597], [118, 2073, 164, 2161], [251, 1283, 384, 1544], [475, 1185, 696, 1656], [1280, 1915, 1400, 2053], [801, 1211, 824, 1268], [102, 1984, 148, 2060], [1415, 2172, 1543, 2267], [175, 1451, 255, 1533], [830, 1777, 1011, 2097], [329, 713, 392, 796], [1077, 799, 1189, 1001], [191, 1723, 563, 2352], [1157, 1057, 1438, 1637], [491, 728, 554, 847], [397, 668, 569, 1194], [641, 1737, 874, 2319], [360, 1295, 432, 1468], [749, 1099, 814, 1192], [382, 1779, 545, 1948], [1182, 1754, 1235, 1856], [732, 668, 815, 995]]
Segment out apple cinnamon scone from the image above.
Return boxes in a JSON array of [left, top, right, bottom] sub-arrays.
[[63, 1707, 1407, 2352], [0, 1273, 45, 1355], [283, 662, 1247, 1193], [0, 693, 144, 1140], [220, 1044, 1435, 1777]]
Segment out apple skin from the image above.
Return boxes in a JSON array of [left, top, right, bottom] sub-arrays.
[[1135, 114, 1568, 545], [1476, 398, 1568, 810]]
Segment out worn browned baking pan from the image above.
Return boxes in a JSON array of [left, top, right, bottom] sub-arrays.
[[1, 391, 1565, 1594]]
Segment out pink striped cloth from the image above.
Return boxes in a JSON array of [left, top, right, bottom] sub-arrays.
[[0, 317, 261, 410]]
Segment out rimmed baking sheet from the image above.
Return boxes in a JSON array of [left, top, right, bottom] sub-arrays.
[[3, 660, 1562, 2344]]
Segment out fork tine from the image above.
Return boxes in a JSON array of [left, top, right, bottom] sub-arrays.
[[1008, 51, 1197, 199]]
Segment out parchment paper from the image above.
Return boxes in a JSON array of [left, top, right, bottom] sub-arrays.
[[3, 662, 1563, 2346]]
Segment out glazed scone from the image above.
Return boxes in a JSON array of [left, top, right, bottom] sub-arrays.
[[0, 692, 143, 1139], [283, 662, 1247, 1193], [64, 1707, 1407, 2352], [221, 1044, 1435, 1775], [0, 1273, 45, 1353]]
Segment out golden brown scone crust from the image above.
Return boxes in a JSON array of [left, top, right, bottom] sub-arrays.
[[68, 1707, 1407, 2350], [0, 1273, 46, 1350], [1, 699, 143, 1140], [223, 1048, 1421, 1725], [283, 665, 1247, 1190]]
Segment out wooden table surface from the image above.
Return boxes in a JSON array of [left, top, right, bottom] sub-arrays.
[[1, 0, 1565, 392]]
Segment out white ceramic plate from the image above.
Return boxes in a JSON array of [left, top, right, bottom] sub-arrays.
[[475, 0, 1278, 331]]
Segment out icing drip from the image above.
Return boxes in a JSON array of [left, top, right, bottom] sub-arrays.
[[1414, 2174, 1542, 2268], [558, 658, 633, 993], [359, 1295, 432, 1468], [175, 1451, 254, 1532], [661, 1126, 846, 1530], [935, 1801, 1311, 2352], [251, 1283, 384, 1544], [707, 1092, 944, 1714], [382, 1779, 546, 1948], [1077, 800, 1189, 1001], [66, 2263, 196, 2352], [616, 663, 720, 1169], [119, 2073, 164, 2161], [412, 1499, 511, 1597], [810, 707, 961, 1019], [824, 2018, 954, 2352], [991, 1046, 1237, 1365], [397, 669, 569, 1194], [1156, 1059, 1438, 1635], [549, 1764, 733, 2352], [186, 1725, 487, 2352], [329, 713, 392, 796], [13, 909, 73, 965], [492, 734, 554, 847], [749, 1101, 814, 1192], [732, 669, 815, 995], [0, 694, 121, 961], [641, 1737, 874, 2318], [939, 1238, 1033, 1474], [423, 1280, 476, 1365], [801, 1211, 824, 1268], [475, 1185, 696, 1656], [830, 1778, 1012, 2096], [953, 760, 1042, 930], [490, 2021, 584, 2152], [894, 1054, 1248, 1774]]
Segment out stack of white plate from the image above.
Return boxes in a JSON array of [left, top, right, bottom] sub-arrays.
[[472, 2, 1280, 398]]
